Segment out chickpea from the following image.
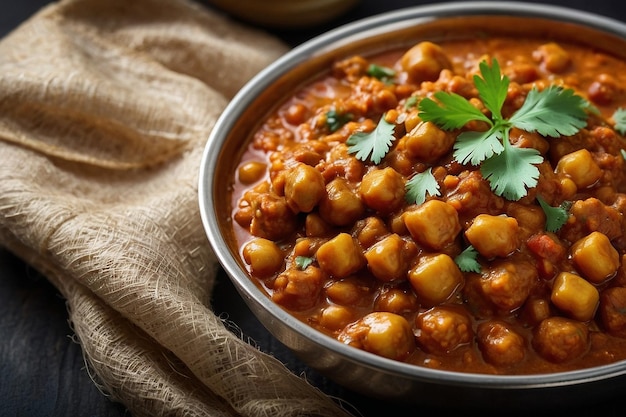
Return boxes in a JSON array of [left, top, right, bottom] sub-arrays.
[[320, 305, 354, 330], [284, 163, 326, 213], [571, 231, 620, 284], [404, 121, 455, 163], [506, 203, 546, 234], [316, 233, 365, 278], [599, 287, 626, 338], [319, 178, 365, 226], [238, 161, 267, 185], [558, 177, 578, 200], [374, 287, 418, 314], [532, 317, 589, 363], [551, 271, 599, 322], [404, 200, 461, 250], [403, 108, 421, 132], [464, 214, 519, 258], [509, 128, 549, 154], [477, 321, 526, 367], [325, 279, 369, 306], [249, 193, 298, 241], [338, 312, 415, 360], [272, 266, 324, 311], [443, 174, 459, 190], [569, 198, 622, 241], [555, 149, 602, 189], [385, 148, 413, 176], [389, 211, 408, 235], [354, 216, 389, 248], [359, 167, 406, 214], [283, 103, 309, 125], [374, 89, 399, 114], [305, 213, 333, 237], [533, 42, 571, 73], [588, 73, 619, 106], [522, 297, 552, 325], [400, 41, 452, 83], [242, 238, 283, 277], [365, 234, 417, 282], [293, 237, 323, 258], [233, 204, 253, 229], [293, 144, 327, 167], [595, 186, 617, 205], [505, 63, 539, 84], [480, 261, 537, 311], [463, 273, 497, 318], [415, 306, 472, 354], [408, 254, 463, 305]]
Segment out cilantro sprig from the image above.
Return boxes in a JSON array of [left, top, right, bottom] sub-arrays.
[[346, 115, 396, 165], [367, 64, 396, 83], [612, 107, 626, 135], [326, 109, 353, 132], [537, 196, 571, 233], [419, 58, 589, 201], [405, 168, 439, 205], [295, 256, 314, 270], [454, 245, 481, 273], [404, 96, 418, 109]]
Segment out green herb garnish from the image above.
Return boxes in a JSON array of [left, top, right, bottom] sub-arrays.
[[405, 168, 440, 205], [454, 245, 481, 273], [537, 195, 571, 233], [419, 58, 589, 201], [295, 256, 314, 270], [404, 96, 418, 109], [367, 63, 396, 82], [613, 107, 626, 135], [326, 109, 353, 132], [346, 115, 396, 164]]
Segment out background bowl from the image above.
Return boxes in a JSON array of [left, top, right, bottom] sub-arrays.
[[199, 1, 626, 409], [205, 0, 360, 28]]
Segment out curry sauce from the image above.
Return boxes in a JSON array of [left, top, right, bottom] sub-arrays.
[[231, 35, 626, 375]]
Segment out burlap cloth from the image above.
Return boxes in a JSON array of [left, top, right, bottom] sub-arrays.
[[0, 0, 354, 415]]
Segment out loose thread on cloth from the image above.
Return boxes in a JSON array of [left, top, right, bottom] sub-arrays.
[[0, 0, 355, 415]]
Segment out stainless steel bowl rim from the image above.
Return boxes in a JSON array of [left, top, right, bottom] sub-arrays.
[[198, 1, 626, 389]]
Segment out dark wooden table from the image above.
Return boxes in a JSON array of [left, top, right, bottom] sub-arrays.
[[2, 1, 626, 416]]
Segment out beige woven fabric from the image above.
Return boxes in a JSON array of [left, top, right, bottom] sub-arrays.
[[0, 0, 353, 415]]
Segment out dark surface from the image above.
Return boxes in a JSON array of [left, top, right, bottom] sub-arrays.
[[2, 1, 626, 416]]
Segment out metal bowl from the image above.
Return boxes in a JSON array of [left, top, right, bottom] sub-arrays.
[[198, 2, 626, 409]]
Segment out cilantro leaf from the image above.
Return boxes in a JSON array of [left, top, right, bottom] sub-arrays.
[[454, 245, 481, 273], [613, 107, 626, 135], [347, 115, 396, 164], [453, 127, 504, 166], [480, 142, 543, 201], [404, 96, 418, 109], [326, 109, 353, 132], [537, 196, 571, 233], [509, 85, 588, 137], [405, 168, 440, 205], [295, 256, 314, 270], [419, 91, 491, 130], [474, 58, 508, 120], [367, 64, 396, 82], [418, 57, 588, 201]]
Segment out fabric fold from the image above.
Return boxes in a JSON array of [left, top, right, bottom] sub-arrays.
[[0, 0, 353, 415]]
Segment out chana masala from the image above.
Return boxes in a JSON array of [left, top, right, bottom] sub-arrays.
[[231, 34, 626, 375]]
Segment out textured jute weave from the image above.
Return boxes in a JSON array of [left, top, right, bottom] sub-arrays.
[[0, 0, 353, 415]]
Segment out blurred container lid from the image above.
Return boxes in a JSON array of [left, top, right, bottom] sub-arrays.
[[206, 0, 361, 28]]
